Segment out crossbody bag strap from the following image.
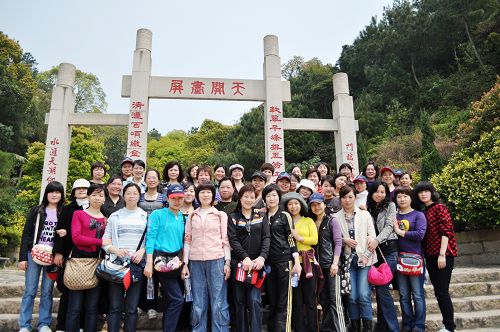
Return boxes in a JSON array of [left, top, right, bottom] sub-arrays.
[[136, 218, 148, 251], [32, 209, 42, 247], [282, 211, 294, 230], [376, 246, 387, 263]]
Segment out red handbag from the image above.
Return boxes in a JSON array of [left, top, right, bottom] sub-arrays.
[[235, 262, 258, 285], [397, 252, 424, 276], [368, 247, 393, 286]]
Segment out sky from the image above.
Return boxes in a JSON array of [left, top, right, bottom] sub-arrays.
[[1, 0, 393, 135]]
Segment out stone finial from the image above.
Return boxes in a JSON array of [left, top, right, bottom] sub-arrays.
[[333, 72, 349, 97], [264, 35, 279, 56], [136, 28, 153, 51], [57, 63, 76, 88]]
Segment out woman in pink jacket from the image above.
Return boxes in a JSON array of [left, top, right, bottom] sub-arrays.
[[182, 181, 231, 332]]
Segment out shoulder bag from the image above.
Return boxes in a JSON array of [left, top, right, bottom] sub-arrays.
[[63, 249, 100, 290], [31, 211, 54, 266], [397, 252, 424, 276], [368, 247, 393, 285], [96, 223, 147, 286]]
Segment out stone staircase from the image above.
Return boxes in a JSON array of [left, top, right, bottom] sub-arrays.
[[1, 267, 500, 331]]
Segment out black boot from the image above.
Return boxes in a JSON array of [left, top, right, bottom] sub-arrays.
[[349, 319, 361, 332], [362, 319, 372, 332]]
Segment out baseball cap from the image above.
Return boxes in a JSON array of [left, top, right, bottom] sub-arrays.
[[393, 169, 403, 177], [251, 171, 267, 181], [353, 175, 368, 183], [229, 164, 244, 173], [276, 172, 291, 182], [380, 167, 394, 176], [308, 192, 324, 205], [72, 178, 90, 190], [121, 157, 134, 167], [167, 183, 185, 198]]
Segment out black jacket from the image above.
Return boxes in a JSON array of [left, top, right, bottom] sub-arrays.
[[101, 196, 125, 218], [53, 201, 82, 258], [265, 209, 298, 264], [228, 211, 270, 262], [19, 205, 59, 262], [317, 215, 342, 269]]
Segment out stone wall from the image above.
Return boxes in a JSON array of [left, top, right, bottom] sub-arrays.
[[455, 229, 500, 266]]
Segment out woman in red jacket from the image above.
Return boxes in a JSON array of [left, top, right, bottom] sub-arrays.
[[414, 181, 458, 332], [66, 184, 107, 332]]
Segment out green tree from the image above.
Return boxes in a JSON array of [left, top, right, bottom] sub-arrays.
[[36, 66, 107, 113], [18, 127, 108, 206], [0, 150, 26, 255], [432, 126, 500, 229], [457, 80, 500, 146], [93, 126, 127, 176], [146, 130, 190, 172], [420, 111, 443, 180], [0, 32, 38, 154]]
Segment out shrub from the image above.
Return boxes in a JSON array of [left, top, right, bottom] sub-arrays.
[[432, 126, 500, 229]]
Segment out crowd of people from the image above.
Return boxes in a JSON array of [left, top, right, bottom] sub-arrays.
[[18, 158, 458, 332]]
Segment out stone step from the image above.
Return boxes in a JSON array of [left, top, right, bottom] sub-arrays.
[[371, 294, 500, 316], [0, 297, 60, 314], [449, 266, 500, 284], [3, 310, 500, 331], [426, 309, 500, 330]]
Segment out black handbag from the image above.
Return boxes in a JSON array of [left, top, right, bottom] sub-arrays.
[[96, 226, 147, 285]]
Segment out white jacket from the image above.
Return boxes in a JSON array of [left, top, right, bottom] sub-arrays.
[[335, 207, 377, 266]]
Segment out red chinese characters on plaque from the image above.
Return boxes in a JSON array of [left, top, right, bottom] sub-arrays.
[[127, 99, 147, 159], [191, 81, 205, 95], [211, 82, 225, 95], [167, 79, 247, 98], [45, 137, 60, 182], [231, 82, 245, 96], [266, 106, 285, 175]]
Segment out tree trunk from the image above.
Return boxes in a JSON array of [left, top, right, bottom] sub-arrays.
[[411, 54, 422, 88], [462, 18, 484, 66]]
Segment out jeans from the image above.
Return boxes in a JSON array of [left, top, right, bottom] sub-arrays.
[[155, 272, 184, 332], [292, 263, 318, 332], [107, 276, 143, 332], [427, 256, 455, 332], [19, 252, 54, 330], [397, 272, 426, 331], [266, 260, 292, 332], [66, 284, 101, 332], [348, 255, 372, 320], [232, 278, 262, 332], [374, 251, 399, 331], [319, 268, 347, 332], [190, 258, 229, 332]]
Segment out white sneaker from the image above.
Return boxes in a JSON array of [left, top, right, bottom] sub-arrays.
[[437, 328, 451, 332], [18, 328, 30, 332], [147, 309, 158, 319], [39, 326, 52, 332]]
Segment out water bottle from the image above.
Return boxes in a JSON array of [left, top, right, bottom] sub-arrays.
[[184, 277, 193, 302], [146, 277, 154, 300], [291, 272, 299, 288]]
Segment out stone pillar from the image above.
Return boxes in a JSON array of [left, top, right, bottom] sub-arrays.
[[263, 35, 285, 176], [332, 73, 359, 175], [126, 28, 152, 163], [40, 63, 76, 199]]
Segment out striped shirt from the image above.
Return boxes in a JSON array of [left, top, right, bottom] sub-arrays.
[[103, 207, 147, 259]]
